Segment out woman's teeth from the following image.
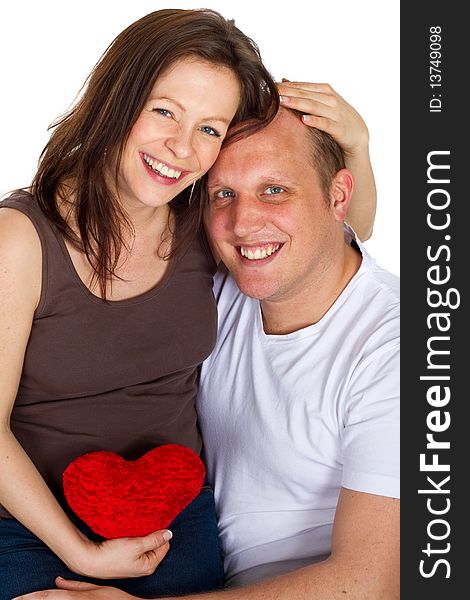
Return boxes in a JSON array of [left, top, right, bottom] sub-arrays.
[[143, 153, 182, 179], [240, 244, 281, 260]]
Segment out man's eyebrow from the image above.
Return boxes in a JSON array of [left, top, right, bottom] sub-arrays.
[[150, 96, 232, 124], [208, 175, 299, 189], [207, 179, 231, 189]]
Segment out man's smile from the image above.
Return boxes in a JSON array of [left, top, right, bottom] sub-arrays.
[[237, 243, 284, 261]]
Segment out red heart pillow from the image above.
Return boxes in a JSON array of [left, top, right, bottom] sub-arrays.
[[63, 444, 205, 539]]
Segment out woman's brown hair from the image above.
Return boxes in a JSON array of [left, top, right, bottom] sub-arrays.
[[32, 8, 279, 298]]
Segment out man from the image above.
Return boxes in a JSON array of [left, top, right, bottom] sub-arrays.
[[197, 107, 399, 597], [17, 107, 399, 599]]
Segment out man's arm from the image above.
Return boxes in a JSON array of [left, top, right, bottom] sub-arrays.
[[15, 487, 399, 600], [183, 488, 400, 600]]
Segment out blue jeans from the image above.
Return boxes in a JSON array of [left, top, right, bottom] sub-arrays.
[[0, 486, 224, 600]]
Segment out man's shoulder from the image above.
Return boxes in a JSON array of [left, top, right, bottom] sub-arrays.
[[344, 223, 399, 305], [331, 242, 399, 359], [354, 242, 399, 311]]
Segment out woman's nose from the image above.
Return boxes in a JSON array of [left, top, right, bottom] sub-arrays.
[[165, 127, 195, 160]]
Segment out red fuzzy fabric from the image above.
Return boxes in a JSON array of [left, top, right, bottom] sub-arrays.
[[63, 444, 205, 539]]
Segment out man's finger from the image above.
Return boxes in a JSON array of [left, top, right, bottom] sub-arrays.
[[55, 577, 100, 591]]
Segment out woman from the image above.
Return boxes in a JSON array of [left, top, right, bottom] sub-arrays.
[[0, 8, 376, 600]]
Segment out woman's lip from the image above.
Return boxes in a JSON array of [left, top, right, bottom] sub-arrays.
[[140, 153, 191, 186], [140, 152, 190, 174]]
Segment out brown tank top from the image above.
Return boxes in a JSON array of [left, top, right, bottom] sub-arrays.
[[0, 190, 217, 518]]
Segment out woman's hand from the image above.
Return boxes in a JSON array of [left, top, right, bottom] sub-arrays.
[[277, 81, 369, 157], [13, 577, 136, 599], [71, 529, 172, 579], [277, 80, 376, 241]]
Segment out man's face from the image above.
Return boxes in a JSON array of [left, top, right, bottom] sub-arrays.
[[206, 110, 344, 303]]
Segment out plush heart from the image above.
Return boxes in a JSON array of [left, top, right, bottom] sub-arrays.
[[63, 444, 205, 539]]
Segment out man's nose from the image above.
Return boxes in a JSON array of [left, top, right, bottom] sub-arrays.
[[231, 195, 265, 238], [165, 126, 195, 159]]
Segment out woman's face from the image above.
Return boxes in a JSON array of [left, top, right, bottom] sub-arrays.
[[118, 57, 241, 211]]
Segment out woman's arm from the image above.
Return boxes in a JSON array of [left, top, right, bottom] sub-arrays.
[[277, 82, 376, 241], [15, 490, 399, 600], [0, 208, 170, 580]]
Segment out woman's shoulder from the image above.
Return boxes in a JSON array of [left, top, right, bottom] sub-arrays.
[[1, 188, 33, 204], [0, 191, 42, 272], [1, 188, 39, 225]]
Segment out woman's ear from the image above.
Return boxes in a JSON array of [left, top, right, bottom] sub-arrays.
[[330, 168, 354, 222]]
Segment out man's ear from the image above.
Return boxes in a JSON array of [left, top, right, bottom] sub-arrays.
[[330, 168, 354, 222]]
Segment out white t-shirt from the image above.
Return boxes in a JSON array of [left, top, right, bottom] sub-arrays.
[[197, 240, 400, 586]]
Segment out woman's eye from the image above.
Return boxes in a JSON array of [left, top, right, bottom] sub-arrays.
[[200, 125, 221, 138], [265, 186, 285, 195], [153, 108, 173, 118]]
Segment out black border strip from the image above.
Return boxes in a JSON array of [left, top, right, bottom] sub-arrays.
[[401, 2, 466, 597]]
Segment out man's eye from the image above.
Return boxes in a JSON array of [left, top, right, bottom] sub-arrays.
[[265, 186, 284, 195], [153, 108, 173, 118], [214, 190, 235, 200], [200, 125, 221, 138]]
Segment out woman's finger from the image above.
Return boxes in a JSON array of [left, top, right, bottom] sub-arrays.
[[136, 529, 173, 554], [278, 86, 338, 107], [300, 114, 341, 136], [278, 81, 336, 95], [279, 95, 339, 121]]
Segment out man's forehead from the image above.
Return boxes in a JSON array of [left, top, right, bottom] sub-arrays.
[[238, 107, 304, 147], [214, 108, 308, 169]]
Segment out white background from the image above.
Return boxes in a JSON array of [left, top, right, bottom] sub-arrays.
[[0, 0, 399, 274]]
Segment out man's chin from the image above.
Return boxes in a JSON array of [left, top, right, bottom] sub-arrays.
[[232, 275, 278, 302]]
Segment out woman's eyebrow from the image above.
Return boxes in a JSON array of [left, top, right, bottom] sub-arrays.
[[150, 96, 232, 124]]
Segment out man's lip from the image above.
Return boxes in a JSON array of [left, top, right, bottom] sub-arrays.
[[235, 242, 285, 263], [236, 242, 284, 248]]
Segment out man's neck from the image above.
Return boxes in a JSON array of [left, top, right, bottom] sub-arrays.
[[260, 242, 362, 335]]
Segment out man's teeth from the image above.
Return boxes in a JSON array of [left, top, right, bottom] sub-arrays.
[[143, 153, 182, 179], [240, 244, 281, 260]]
